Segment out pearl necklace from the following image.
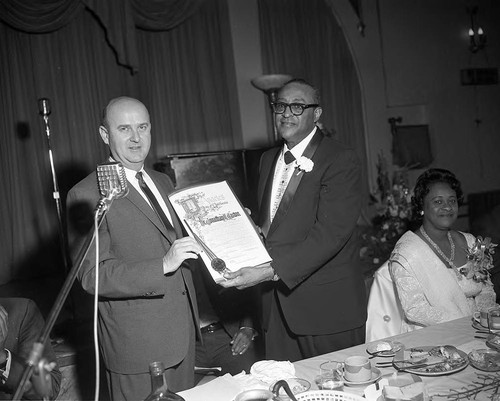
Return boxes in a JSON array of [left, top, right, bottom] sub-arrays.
[[419, 226, 458, 270]]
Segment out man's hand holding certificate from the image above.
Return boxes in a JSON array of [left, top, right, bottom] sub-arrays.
[[168, 181, 272, 283]]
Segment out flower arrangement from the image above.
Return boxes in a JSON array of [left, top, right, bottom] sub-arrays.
[[459, 236, 498, 282], [294, 156, 314, 173], [359, 153, 413, 276]]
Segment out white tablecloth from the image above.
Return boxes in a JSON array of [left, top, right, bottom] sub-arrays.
[[178, 316, 495, 401]]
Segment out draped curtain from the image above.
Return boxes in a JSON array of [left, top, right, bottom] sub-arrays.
[[257, 0, 369, 202], [0, 0, 240, 284]]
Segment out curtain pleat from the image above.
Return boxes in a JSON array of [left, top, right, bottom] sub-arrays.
[[0, 0, 83, 33], [132, 0, 205, 31], [0, 0, 239, 284], [0, 0, 208, 72]]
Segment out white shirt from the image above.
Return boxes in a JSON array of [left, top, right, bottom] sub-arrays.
[[123, 166, 174, 225], [270, 127, 317, 214]]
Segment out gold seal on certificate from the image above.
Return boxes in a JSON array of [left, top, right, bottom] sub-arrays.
[[169, 181, 272, 282]]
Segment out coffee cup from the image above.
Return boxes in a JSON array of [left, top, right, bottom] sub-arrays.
[[488, 307, 500, 330], [474, 306, 500, 329], [234, 389, 274, 401], [474, 308, 490, 327], [344, 355, 372, 382]]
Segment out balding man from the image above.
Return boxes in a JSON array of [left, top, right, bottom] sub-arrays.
[[67, 97, 202, 400]]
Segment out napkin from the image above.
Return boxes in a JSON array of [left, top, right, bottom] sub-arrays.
[[177, 374, 243, 401], [364, 372, 426, 401], [249, 360, 296, 384]]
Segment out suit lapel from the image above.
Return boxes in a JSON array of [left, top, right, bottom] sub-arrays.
[[148, 171, 183, 238], [268, 131, 324, 236], [125, 176, 177, 244], [259, 149, 281, 237]]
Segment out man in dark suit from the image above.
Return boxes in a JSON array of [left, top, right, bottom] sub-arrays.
[[66, 97, 202, 400], [0, 297, 61, 400], [221, 79, 367, 361]]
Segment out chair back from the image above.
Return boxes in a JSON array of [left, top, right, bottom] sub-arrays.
[[365, 260, 406, 342]]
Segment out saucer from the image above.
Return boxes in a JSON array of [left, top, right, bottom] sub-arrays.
[[344, 367, 381, 386], [472, 319, 500, 333]]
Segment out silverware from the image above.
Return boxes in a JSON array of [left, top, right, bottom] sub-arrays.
[[376, 357, 427, 367], [368, 351, 387, 359], [394, 360, 448, 371]]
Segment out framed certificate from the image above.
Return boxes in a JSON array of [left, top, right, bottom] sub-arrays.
[[168, 181, 272, 282]]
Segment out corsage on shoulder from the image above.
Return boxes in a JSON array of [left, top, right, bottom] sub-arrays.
[[459, 236, 497, 282]]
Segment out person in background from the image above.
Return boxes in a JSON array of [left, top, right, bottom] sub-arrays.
[[66, 97, 202, 400], [220, 78, 367, 361], [390, 168, 497, 331], [0, 297, 61, 400], [193, 261, 259, 381]]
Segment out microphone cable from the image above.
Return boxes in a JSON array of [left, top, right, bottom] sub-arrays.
[[93, 211, 101, 401]]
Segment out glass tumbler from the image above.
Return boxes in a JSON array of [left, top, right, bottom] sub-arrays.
[[315, 361, 344, 391]]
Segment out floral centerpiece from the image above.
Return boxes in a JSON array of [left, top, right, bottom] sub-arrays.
[[359, 153, 413, 277], [459, 236, 497, 282]]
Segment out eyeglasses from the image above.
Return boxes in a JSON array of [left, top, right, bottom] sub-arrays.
[[271, 102, 319, 116]]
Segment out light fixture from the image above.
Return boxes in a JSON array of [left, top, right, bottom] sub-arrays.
[[467, 6, 486, 53], [251, 74, 293, 143]]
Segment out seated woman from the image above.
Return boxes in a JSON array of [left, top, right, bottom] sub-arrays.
[[390, 168, 496, 332]]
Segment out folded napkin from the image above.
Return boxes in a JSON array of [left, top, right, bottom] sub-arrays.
[[177, 373, 244, 401], [250, 360, 296, 384]]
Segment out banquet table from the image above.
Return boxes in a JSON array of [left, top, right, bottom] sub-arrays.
[[178, 316, 498, 401]]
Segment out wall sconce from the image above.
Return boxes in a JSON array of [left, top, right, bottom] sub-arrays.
[[467, 6, 486, 53], [251, 74, 293, 143]]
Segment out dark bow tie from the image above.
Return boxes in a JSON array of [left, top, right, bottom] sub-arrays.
[[284, 151, 295, 165]]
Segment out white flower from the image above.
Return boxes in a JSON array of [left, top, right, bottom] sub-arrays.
[[295, 156, 314, 173]]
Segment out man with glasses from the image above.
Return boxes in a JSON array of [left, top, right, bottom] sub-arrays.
[[221, 79, 367, 361]]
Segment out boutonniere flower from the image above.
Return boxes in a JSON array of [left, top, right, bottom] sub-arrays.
[[459, 236, 497, 282], [294, 156, 314, 173]]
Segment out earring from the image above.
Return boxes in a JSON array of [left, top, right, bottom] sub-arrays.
[[420, 210, 424, 216]]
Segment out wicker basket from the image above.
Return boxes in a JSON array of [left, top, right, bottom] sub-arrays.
[[294, 390, 365, 401]]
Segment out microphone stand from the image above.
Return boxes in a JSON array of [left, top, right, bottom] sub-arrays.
[[38, 98, 71, 277], [13, 197, 113, 400]]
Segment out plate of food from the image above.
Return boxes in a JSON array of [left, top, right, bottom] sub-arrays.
[[366, 341, 404, 358], [468, 349, 500, 371], [393, 345, 468, 376]]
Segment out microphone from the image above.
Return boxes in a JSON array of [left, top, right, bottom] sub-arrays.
[[38, 98, 51, 117], [95, 162, 129, 214]]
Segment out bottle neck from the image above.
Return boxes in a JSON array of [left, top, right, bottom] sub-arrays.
[[150, 371, 168, 393]]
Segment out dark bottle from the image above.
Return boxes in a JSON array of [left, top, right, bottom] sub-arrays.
[[144, 361, 186, 401]]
